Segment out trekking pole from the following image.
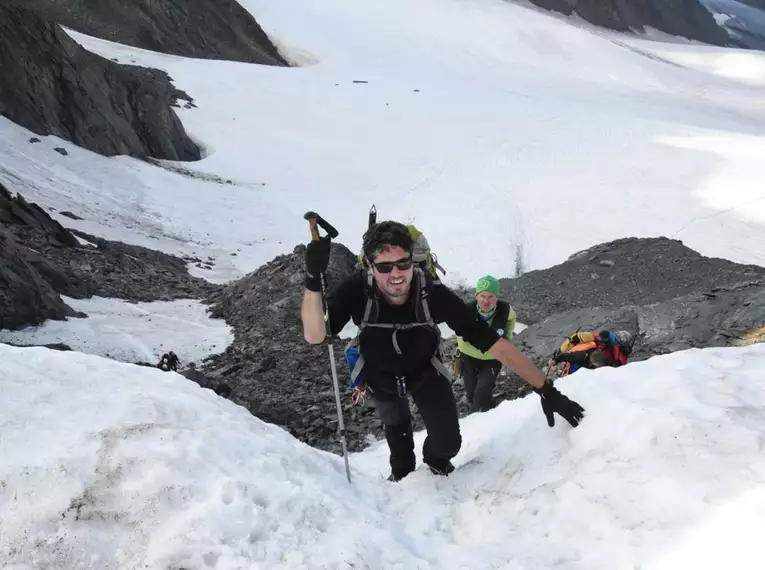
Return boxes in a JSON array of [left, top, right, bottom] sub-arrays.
[[304, 211, 351, 484]]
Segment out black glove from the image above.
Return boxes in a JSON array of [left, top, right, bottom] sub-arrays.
[[535, 379, 585, 428], [305, 236, 331, 292]]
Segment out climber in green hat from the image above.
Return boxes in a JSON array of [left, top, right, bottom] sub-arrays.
[[455, 275, 517, 412]]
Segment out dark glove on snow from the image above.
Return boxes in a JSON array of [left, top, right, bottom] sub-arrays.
[[304, 236, 331, 292], [535, 379, 585, 428]]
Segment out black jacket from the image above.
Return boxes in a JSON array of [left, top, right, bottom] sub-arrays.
[[328, 270, 499, 394]]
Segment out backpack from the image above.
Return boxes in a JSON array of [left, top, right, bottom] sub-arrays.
[[344, 266, 452, 398], [407, 224, 445, 282], [559, 330, 597, 354], [552, 329, 635, 378], [559, 329, 636, 358], [611, 330, 636, 357], [356, 223, 446, 283]]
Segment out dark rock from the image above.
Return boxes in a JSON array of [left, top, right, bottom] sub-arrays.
[[530, 0, 731, 46], [257, 355, 277, 372], [53, 147, 68, 156], [40, 227, 221, 302], [1, 185, 220, 332], [22, 0, 288, 66], [202, 243, 371, 453], [441, 238, 765, 405], [214, 383, 233, 399], [504, 280, 765, 377], [0, 183, 79, 247], [59, 211, 83, 221], [28, 137, 41, 143], [496, 237, 765, 325], [0, 227, 78, 330], [44, 342, 72, 351], [0, 5, 200, 161], [2, 341, 73, 351]]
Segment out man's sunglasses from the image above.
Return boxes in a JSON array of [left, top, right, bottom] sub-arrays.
[[369, 256, 413, 273]]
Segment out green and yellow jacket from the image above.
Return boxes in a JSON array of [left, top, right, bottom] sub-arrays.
[[457, 300, 516, 360]]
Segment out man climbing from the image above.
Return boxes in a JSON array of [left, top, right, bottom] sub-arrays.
[[301, 221, 585, 482], [455, 275, 517, 413]]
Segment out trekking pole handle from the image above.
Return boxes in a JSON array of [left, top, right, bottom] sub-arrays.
[[303, 211, 333, 336], [306, 214, 320, 241], [304, 211, 339, 239]]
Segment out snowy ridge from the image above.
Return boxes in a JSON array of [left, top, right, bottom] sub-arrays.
[[2, 342, 765, 569]]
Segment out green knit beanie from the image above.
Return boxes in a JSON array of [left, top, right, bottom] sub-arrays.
[[475, 275, 500, 296]]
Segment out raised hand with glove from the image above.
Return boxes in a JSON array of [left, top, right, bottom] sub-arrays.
[[304, 236, 331, 292]]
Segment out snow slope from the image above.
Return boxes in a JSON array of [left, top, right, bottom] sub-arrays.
[[2, 342, 765, 569], [0, 296, 233, 364], [2, 0, 765, 287]]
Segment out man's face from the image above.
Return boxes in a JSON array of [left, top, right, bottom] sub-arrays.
[[368, 245, 413, 300], [476, 292, 497, 313]]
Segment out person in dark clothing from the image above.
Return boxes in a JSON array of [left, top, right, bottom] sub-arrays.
[[301, 221, 585, 482], [157, 351, 179, 372], [456, 274, 517, 413]]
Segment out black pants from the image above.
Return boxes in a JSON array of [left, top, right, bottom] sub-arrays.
[[371, 373, 461, 479], [461, 355, 502, 413]]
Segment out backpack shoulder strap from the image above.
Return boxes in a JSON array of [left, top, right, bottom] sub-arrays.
[[360, 269, 376, 330], [414, 266, 436, 328], [345, 270, 375, 352], [493, 301, 511, 338], [413, 267, 455, 381]]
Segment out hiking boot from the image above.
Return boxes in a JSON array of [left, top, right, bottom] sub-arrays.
[[387, 467, 414, 482], [427, 461, 455, 477], [388, 471, 411, 483]]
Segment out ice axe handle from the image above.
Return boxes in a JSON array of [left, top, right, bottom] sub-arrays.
[[304, 211, 339, 240]]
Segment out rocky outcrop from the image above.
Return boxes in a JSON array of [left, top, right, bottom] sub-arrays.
[[1, 183, 220, 330], [444, 237, 765, 400], [531, 0, 731, 45], [202, 236, 765, 454], [511, 280, 765, 366], [702, 0, 765, 50], [0, 5, 200, 161], [200, 244, 373, 453], [21, 0, 288, 66], [736, 0, 765, 9], [47, 229, 222, 302], [0, 183, 84, 330], [0, 228, 81, 331], [496, 237, 765, 326]]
